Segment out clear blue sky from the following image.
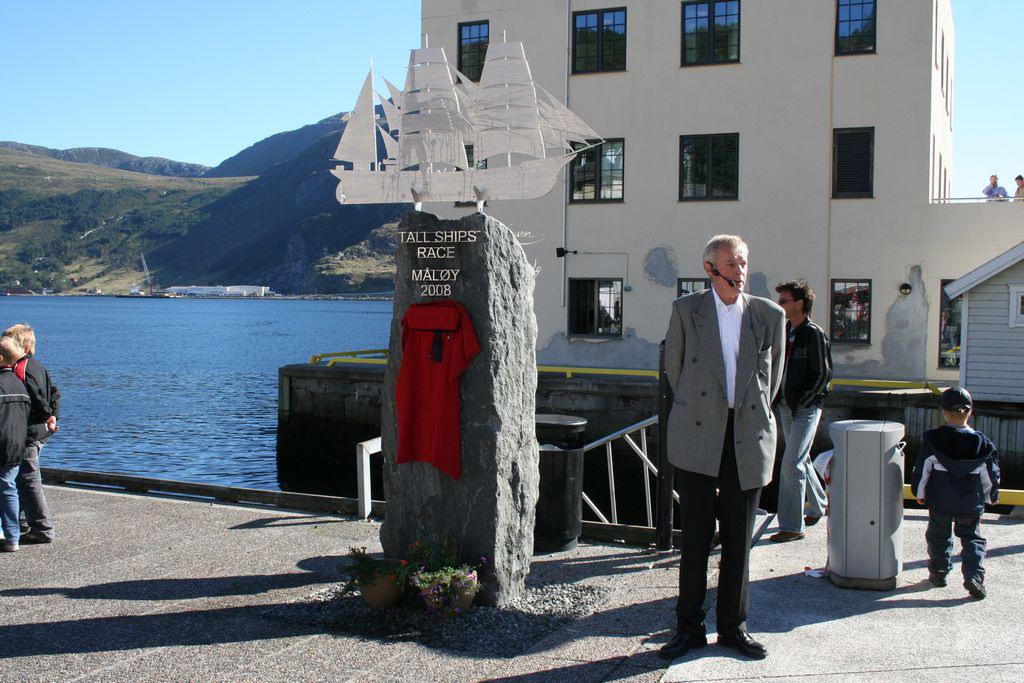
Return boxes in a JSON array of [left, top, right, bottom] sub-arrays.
[[1, 1, 1020, 195]]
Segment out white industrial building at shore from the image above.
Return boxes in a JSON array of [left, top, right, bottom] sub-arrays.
[[163, 285, 273, 297]]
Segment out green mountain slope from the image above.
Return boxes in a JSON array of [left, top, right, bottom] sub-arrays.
[[0, 141, 209, 178], [0, 147, 245, 292], [0, 133, 409, 294]]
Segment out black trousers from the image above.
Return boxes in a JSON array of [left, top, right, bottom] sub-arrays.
[[675, 411, 761, 637]]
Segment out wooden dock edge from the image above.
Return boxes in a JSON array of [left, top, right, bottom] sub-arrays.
[[40, 467, 386, 517]]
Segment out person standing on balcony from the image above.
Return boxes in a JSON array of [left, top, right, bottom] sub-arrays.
[[769, 280, 832, 543], [982, 175, 1008, 201], [1014, 175, 1024, 201], [659, 235, 785, 661]]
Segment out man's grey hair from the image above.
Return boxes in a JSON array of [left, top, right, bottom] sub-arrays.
[[702, 235, 749, 266]]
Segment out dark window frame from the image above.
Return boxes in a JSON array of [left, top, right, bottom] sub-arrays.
[[830, 278, 872, 345], [681, 0, 742, 67], [832, 127, 874, 198], [678, 133, 740, 201], [571, 7, 628, 74], [938, 278, 962, 369], [568, 278, 624, 338], [835, 0, 877, 56], [677, 278, 712, 297], [457, 20, 489, 81], [569, 138, 625, 203]]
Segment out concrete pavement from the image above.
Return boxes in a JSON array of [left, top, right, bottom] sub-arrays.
[[1, 486, 1022, 681]]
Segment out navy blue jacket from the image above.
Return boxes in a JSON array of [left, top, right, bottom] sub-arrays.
[[0, 368, 30, 468], [911, 425, 1000, 515]]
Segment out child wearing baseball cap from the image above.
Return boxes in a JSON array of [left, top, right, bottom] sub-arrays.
[[911, 387, 1001, 599]]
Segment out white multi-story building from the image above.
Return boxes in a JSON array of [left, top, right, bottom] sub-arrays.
[[419, 0, 1019, 382]]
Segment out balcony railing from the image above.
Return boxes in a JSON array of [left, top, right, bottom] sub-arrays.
[[931, 196, 1024, 204]]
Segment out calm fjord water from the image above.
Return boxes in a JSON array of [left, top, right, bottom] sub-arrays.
[[0, 296, 391, 489]]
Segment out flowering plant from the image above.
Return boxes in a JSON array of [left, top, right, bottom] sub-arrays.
[[410, 564, 481, 617], [404, 536, 487, 617]]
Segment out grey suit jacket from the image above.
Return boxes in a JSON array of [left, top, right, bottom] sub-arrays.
[[664, 289, 786, 490]]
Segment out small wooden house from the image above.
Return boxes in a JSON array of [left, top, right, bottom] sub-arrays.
[[945, 240, 1024, 404]]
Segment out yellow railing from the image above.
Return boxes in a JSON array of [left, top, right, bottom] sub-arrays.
[[310, 349, 388, 367], [832, 378, 943, 396], [311, 349, 945, 389], [903, 484, 1023, 507], [310, 349, 657, 377]]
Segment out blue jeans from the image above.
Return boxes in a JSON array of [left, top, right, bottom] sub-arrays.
[[926, 511, 986, 581], [776, 404, 827, 533], [0, 463, 19, 545]]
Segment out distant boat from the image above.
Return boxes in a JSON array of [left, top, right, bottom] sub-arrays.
[[330, 39, 602, 208]]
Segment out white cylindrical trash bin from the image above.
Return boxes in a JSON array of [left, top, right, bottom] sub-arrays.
[[827, 420, 906, 590]]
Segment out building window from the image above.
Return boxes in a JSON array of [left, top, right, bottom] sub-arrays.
[[939, 279, 961, 368], [682, 1, 740, 66], [570, 139, 624, 202], [569, 279, 623, 337], [678, 278, 711, 296], [833, 128, 873, 198], [679, 133, 738, 200], [831, 279, 871, 344], [458, 21, 489, 81], [836, 0, 876, 55], [464, 144, 486, 170], [1009, 286, 1024, 329], [572, 8, 627, 73]]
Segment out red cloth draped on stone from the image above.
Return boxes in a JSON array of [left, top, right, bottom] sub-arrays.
[[396, 300, 480, 479]]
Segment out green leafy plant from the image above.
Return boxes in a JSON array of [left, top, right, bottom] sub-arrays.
[[339, 546, 413, 595]]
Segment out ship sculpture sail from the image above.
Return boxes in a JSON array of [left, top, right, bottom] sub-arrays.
[[330, 40, 601, 208]]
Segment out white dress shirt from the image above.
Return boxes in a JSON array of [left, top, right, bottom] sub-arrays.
[[712, 287, 745, 408]]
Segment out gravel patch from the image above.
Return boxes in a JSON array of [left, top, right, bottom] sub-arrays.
[[263, 582, 611, 657]]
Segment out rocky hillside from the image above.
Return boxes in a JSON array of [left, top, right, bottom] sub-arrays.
[[203, 114, 347, 179]]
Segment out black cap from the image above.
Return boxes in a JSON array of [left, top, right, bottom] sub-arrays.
[[940, 387, 973, 411]]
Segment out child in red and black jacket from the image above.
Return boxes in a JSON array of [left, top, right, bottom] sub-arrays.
[[0, 336, 31, 552], [2, 323, 60, 544]]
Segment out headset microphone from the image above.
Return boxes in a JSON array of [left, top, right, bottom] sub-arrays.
[[711, 268, 739, 289]]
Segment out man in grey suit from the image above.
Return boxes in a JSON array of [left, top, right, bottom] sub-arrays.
[[658, 235, 785, 661]]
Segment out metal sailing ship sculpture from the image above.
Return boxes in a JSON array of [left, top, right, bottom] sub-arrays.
[[330, 37, 602, 210]]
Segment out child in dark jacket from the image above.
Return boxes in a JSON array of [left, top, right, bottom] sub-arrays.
[[911, 387, 1000, 600], [2, 323, 60, 544], [0, 337, 31, 552]]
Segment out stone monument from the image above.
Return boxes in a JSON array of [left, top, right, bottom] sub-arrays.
[[380, 210, 539, 606]]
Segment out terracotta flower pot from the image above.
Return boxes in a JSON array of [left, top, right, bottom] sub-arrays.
[[359, 574, 402, 609]]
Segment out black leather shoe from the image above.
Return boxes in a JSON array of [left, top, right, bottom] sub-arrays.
[[658, 632, 708, 659], [718, 631, 768, 659]]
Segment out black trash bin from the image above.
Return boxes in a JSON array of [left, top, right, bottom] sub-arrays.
[[534, 414, 587, 553]]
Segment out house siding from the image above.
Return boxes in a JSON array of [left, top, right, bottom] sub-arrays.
[[964, 260, 1024, 402]]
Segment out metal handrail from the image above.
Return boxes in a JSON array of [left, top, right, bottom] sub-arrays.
[[932, 196, 1024, 203], [580, 415, 677, 527], [349, 428, 1024, 525]]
